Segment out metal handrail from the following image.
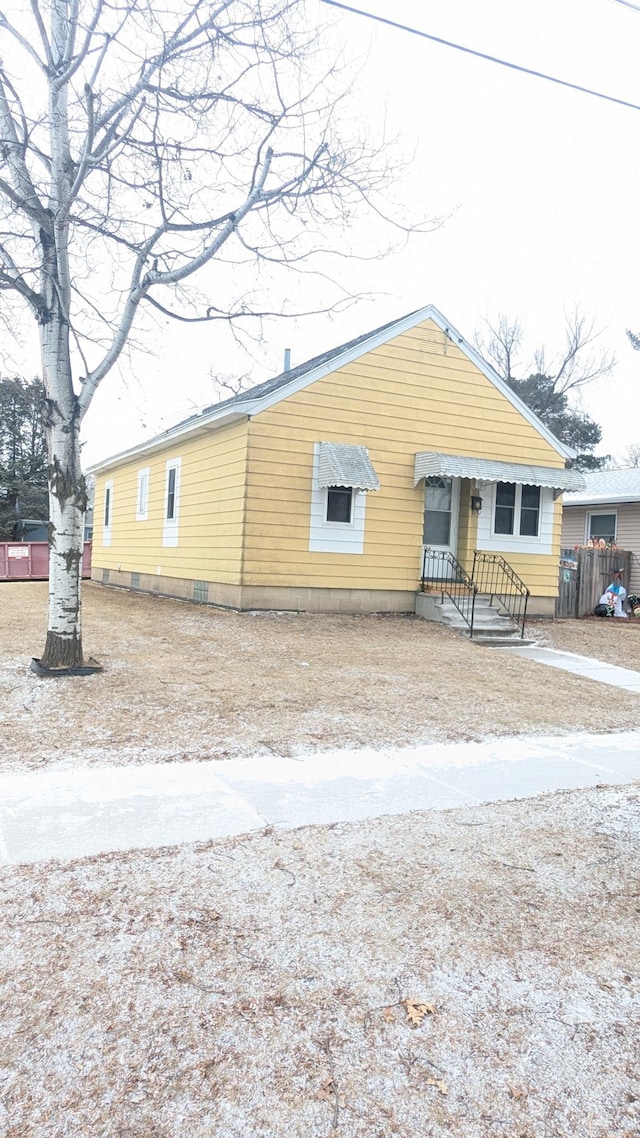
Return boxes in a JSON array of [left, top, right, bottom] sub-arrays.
[[471, 551, 530, 638], [421, 548, 478, 636]]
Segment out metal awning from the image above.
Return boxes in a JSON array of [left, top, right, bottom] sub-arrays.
[[413, 452, 586, 492], [318, 442, 380, 491]]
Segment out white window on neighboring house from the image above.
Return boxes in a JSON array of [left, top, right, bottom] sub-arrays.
[[136, 467, 150, 520], [163, 458, 181, 546], [587, 511, 617, 544], [102, 480, 113, 546]]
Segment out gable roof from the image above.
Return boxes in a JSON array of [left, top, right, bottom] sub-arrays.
[[87, 304, 575, 473], [564, 468, 640, 506]]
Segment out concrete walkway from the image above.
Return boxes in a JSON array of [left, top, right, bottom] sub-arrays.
[[504, 645, 640, 693], [1, 731, 639, 865]]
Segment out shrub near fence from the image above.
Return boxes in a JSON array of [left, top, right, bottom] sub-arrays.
[[556, 547, 632, 619]]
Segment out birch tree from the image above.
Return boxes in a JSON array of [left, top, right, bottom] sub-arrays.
[[0, 0, 394, 668]]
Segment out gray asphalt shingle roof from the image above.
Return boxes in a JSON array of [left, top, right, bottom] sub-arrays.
[[564, 469, 640, 505]]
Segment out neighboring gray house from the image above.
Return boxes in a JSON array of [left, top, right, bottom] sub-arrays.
[[561, 469, 640, 593]]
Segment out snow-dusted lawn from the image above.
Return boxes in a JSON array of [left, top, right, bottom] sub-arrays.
[[535, 616, 640, 670], [3, 582, 640, 775], [2, 784, 639, 1137]]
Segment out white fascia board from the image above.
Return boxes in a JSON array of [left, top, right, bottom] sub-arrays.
[[565, 495, 640, 507], [241, 303, 574, 462], [86, 408, 247, 473], [87, 303, 573, 475], [422, 307, 575, 460]]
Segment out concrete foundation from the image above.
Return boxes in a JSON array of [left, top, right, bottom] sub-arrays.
[[91, 568, 417, 613]]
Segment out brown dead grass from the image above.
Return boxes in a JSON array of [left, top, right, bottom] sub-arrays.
[[534, 615, 640, 669], [1, 784, 639, 1138], [2, 582, 640, 774]]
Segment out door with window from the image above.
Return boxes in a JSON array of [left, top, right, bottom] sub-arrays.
[[422, 476, 460, 573]]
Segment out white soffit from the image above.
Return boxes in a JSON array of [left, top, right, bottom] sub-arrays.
[[414, 452, 586, 492], [318, 442, 380, 491]]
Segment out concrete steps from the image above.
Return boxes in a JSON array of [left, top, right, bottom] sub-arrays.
[[415, 591, 534, 646]]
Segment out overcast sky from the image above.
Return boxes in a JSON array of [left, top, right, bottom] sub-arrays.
[[13, 0, 640, 467]]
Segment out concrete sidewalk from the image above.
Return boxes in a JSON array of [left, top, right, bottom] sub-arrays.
[[1, 731, 639, 865], [505, 644, 640, 693]]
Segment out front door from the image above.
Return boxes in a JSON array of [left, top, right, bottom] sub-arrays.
[[422, 476, 460, 576]]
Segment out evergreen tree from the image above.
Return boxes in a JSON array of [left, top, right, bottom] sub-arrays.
[[0, 377, 48, 540], [476, 313, 613, 470], [506, 373, 606, 471]]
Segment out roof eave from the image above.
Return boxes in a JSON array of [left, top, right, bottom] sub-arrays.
[[87, 302, 574, 473], [86, 406, 249, 473], [564, 495, 640, 507]]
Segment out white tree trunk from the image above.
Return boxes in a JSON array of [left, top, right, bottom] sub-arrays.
[[40, 317, 86, 669]]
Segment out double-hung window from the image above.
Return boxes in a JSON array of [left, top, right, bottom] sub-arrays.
[[493, 482, 540, 538], [136, 468, 149, 520], [166, 467, 177, 520], [162, 458, 181, 546], [102, 480, 113, 546]]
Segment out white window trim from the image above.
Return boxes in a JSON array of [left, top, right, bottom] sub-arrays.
[[491, 483, 542, 543], [136, 467, 150, 521], [162, 457, 181, 547], [309, 444, 367, 554], [585, 510, 618, 543], [102, 480, 113, 547], [476, 482, 554, 556]]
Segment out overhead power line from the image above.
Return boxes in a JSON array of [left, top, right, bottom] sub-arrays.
[[319, 0, 640, 113]]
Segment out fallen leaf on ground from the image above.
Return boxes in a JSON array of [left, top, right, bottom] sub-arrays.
[[404, 1000, 436, 1027], [317, 1079, 345, 1107], [426, 1076, 448, 1095], [383, 1006, 396, 1022], [508, 1084, 528, 1100]]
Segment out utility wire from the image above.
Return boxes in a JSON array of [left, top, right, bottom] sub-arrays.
[[611, 0, 640, 11], [319, 0, 640, 113]]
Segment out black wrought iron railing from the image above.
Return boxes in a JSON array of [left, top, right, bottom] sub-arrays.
[[421, 548, 478, 635], [471, 551, 530, 638]]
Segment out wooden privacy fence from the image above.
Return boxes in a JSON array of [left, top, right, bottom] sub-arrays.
[[556, 548, 633, 619], [0, 542, 92, 581]]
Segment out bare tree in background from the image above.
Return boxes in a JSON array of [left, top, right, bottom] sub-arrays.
[[620, 443, 640, 468], [476, 310, 615, 402], [0, 0, 405, 669], [475, 311, 615, 469]]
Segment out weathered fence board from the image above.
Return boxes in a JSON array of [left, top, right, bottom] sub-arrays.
[[556, 548, 632, 618]]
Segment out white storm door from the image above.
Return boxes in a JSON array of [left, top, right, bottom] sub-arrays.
[[423, 476, 460, 559]]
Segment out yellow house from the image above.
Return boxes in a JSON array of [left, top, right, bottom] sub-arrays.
[[88, 305, 585, 621]]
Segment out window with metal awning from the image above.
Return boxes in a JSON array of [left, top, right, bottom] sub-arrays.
[[317, 441, 381, 492], [413, 452, 586, 494], [309, 442, 379, 555]]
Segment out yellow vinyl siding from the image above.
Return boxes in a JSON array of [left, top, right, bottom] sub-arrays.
[[93, 419, 248, 584], [242, 319, 564, 596]]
